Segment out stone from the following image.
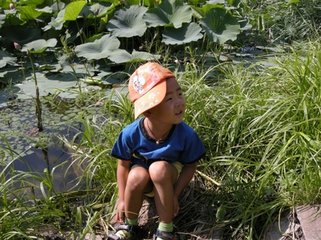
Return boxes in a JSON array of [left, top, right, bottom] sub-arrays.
[[296, 205, 321, 240]]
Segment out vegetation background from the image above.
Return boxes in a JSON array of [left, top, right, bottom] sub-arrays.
[[1, 0, 321, 239]]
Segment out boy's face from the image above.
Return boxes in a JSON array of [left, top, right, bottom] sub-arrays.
[[148, 77, 186, 124]]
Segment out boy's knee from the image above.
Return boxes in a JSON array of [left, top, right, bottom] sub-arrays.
[[127, 169, 150, 190], [149, 161, 173, 183]]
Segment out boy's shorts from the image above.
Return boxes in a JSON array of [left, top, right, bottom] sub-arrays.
[[131, 161, 183, 198]]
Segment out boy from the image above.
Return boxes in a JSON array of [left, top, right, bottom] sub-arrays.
[[109, 62, 205, 240]]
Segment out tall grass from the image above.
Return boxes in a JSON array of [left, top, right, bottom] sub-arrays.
[[192, 41, 321, 238], [1, 41, 321, 239]]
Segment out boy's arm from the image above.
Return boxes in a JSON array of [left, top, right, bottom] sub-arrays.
[[116, 159, 130, 222], [174, 162, 197, 198]]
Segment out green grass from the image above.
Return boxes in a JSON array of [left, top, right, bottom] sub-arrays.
[[195, 41, 321, 238], [1, 41, 321, 239]]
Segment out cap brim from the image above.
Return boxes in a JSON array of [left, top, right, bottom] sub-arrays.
[[133, 80, 166, 118]]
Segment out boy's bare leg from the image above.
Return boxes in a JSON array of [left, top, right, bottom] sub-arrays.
[[149, 161, 178, 223], [125, 166, 151, 219]]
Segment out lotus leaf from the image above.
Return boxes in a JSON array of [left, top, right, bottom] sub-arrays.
[[15, 72, 78, 99], [131, 50, 161, 62], [89, 3, 110, 18], [21, 38, 58, 54], [36, 6, 53, 14], [0, 50, 17, 68], [200, 8, 240, 44], [144, 0, 193, 28], [107, 5, 148, 38], [108, 49, 161, 63], [43, 10, 65, 31], [108, 49, 132, 63], [19, 0, 44, 6], [75, 34, 130, 62], [79, 4, 112, 19], [64, 1, 86, 21], [162, 22, 203, 45], [17, 6, 42, 21]]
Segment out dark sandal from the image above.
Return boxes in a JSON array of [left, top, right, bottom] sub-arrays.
[[107, 224, 139, 240], [153, 229, 177, 240]]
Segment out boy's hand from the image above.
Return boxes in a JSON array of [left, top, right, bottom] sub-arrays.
[[116, 199, 125, 222]]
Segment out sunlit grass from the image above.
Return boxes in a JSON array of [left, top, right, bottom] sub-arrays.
[[196, 41, 321, 238], [1, 41, 321, 239]]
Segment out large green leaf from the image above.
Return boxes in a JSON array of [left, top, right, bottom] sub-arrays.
[[36, 6, 53, 14], [0, 0, 10, 8], [104, 49, 161, 64], [108, 49, 133, 63], [130, 50, 161, 62], [200, 8, 240, 44], [73, 2, 110, 19], [75, 35, 161, 63], [21, 38, 58, 54], [75, 34, 129, 62], [88, 3, 110, 18], [64, 1, 86, 21], [17, 6, 42, 22], [18, 0, 44, 6], [194, 3, 225, 17], [162, 22, 203, 45], [144, 0, 193, 28], [107, 5, 148, 37]]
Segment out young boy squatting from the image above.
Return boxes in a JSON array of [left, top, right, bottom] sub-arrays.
[[110, 62, 205, 240]]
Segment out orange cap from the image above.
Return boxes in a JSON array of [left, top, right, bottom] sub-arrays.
[[128, 62, 175, 118]]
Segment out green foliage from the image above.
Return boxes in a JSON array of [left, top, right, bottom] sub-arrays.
[[144, 0, 193, 28], [2, 41, 321, 238], [200, 7, 240, 44], [242, 0, 321, 43], [1, 0, 321, 238], [198, 41, 321, 238], [162, 22, 203, 45], [64, 1, 87, 21], [74, 34, 130, 61], [21, 38, 57, 54], [0, 0, 247, 75], [74, 34, 161, 63], [107, 5, 148, 37]]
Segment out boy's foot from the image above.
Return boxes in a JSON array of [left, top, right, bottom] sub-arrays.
[[153, 229, 177, 240], [107, 224, 140, 240]]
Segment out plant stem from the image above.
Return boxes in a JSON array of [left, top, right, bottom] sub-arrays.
[[28, 52, 43, 131]]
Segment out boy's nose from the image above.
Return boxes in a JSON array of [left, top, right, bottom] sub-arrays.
[[175, 98, 185, 107]]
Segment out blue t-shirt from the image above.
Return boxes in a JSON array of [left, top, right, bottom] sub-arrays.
[[111, 118, 205, 166]]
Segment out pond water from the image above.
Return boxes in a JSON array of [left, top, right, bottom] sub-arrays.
[[0, 95, 103, 196]]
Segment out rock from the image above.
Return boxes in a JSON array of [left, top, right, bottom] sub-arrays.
[[138, 197, 158, 233], [296, 205, 321, 240]]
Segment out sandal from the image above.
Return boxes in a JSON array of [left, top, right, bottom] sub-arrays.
[[153, 229, 177, 240], [107, 224, 140, 240]]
